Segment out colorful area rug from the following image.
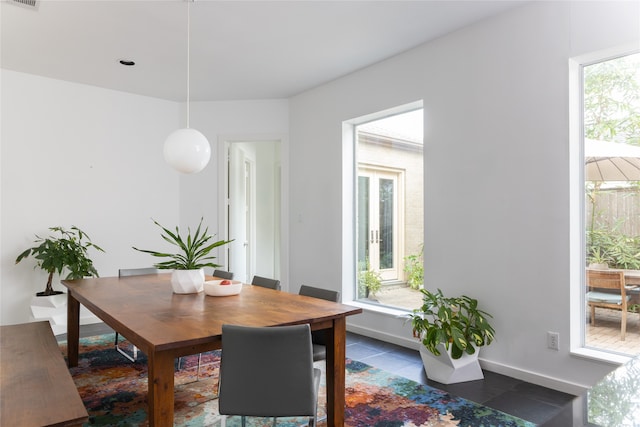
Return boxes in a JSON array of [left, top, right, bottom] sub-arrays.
[[58, 334, 535, 426]]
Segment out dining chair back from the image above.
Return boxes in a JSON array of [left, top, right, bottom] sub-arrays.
[[213, 269, 234, 280], [299, 285, 341, 362], [218, 324, 320, 426], [118, 267, 163, 278], [115, 267, 163, 361], [251, 275, 281, 290], [299, 285, 340, 302], [587, 269, 633, 340]]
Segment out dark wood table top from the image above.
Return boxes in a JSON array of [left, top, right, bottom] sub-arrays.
[[63, 273, 361, 353], [62, 273, 362, 426], [0, 321, 88, 427]]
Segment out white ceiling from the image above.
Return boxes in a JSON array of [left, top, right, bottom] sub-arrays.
[[1, 0, 526, 102]]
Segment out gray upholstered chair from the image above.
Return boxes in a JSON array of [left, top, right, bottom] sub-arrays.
[[218, 324, 320, 427], [251, 275, 281, 290], [116, 267, 163, 361], [299, 285, 341, 362], [213, 269, 234, 280]]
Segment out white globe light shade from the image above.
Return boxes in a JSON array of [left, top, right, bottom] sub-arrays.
[[163, 128, 211, 174]]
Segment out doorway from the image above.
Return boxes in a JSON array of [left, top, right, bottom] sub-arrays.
[[358, 166, 403, 281], [224, 139, 281, 284]]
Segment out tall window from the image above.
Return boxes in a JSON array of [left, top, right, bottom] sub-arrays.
[[582, 52, 640, 355], [355, 108, 424, 310]]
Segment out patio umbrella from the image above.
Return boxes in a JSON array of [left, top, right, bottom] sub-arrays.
[[585, 139, 640, 181]]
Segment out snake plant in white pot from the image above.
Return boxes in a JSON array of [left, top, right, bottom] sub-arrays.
[[407, 288, 495, 384], [133, 218, 232, 294]]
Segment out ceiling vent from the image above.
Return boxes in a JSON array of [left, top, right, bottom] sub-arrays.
[[10, 0, 39, 9]]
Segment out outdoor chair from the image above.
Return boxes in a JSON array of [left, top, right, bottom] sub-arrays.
[[116, 267, 163, 361], [251, 275, 281, 290], [299, 284, 341, 361], [587, 269, 634, 341], [218, 324, 321, 427]]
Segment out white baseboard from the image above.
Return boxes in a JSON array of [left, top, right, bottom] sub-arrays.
[[346, 323, 589, 396], [347, 323, 420, 350], [479, 359, 589, 396]]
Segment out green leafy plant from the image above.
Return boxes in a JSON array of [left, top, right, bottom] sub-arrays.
[[358, 258, 382, 297], [587, 225, 640, 269], [403, 244, 424, 290], [407, 288, 495, 359], [16, 226, 104, 296], [133, 218, 233, 270]]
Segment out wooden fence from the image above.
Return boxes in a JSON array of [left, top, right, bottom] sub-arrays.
[[588, 188, 640, 236]]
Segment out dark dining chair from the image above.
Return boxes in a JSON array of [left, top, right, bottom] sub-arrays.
[[116, 267, 162, 361], [218, 324, 320, 427], [213, 269, 234, 280], [251, 275, 281, 290], [299, 285, 341, 362]]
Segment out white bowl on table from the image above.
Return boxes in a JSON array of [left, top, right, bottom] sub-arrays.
[[204, 280, 243, 296]]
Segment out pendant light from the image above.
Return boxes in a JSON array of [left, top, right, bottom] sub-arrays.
[[164, 0, 211, 174]]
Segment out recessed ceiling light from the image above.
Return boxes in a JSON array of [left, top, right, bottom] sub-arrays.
[[119, 60, 135, 66]]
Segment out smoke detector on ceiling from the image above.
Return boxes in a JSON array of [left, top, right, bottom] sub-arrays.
[[10, 0, 39, 9]]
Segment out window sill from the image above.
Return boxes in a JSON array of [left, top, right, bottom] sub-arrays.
[[571, 346, 632, 366], [347, 299, 412, 318]]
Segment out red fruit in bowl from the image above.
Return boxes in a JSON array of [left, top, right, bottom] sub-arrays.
[[220, 280, 232, 285]]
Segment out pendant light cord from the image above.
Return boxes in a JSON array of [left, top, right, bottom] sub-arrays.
[[186, 0, 191, 128]]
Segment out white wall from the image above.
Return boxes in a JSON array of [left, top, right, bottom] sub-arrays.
[[1, 70, 181, 325], [181, 100, 289, 283], [0, 72, 290, 326], [289, 1, 640, 393]]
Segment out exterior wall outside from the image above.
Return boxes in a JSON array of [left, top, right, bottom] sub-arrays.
[[358, 132, 424, 283]]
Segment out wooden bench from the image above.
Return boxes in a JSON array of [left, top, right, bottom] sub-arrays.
[[1, 321, 88, 427]]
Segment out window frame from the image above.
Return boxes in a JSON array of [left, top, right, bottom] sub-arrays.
[[569, 46, 640, 364], [344, 101, 423, 312]]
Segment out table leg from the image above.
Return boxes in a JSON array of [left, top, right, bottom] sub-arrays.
[[147, 350, 175, 427], [67, 293, 80, 367], [325, 316, 346, 427]]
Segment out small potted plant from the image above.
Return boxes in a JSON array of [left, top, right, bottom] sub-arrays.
[[587, 247, 610, 270], [407, 288, 495, 384], [403, 244, 424, 290], [358, 258, 382, 298], [16, 226, 104, 296], [133, 218, 232, 294]]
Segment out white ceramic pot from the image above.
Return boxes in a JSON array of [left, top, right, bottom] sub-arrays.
[[588, 263, 609, 270], [171, 269, 205, 294], [419, 343, 484, 384]]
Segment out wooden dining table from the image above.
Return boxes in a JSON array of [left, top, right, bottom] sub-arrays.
[[62, 274, 362, 427]]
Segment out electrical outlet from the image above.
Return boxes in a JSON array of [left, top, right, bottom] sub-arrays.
[[547, 331, 559, 350]]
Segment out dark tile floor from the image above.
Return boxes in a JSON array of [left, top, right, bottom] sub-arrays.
[[345, 332, 577, 426], [68, 324, 577, 426]]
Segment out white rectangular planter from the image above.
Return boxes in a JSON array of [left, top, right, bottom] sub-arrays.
[[30, 293, 101, 335], [419, 343, 484, 384]]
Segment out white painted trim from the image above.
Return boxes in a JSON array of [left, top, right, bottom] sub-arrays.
[[568, 44, 640, 357], [217, 133, 289, 289], [347, 322, 420, 351], [479, 359, 589, 397], [571, 347, 631, 366]]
